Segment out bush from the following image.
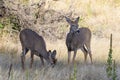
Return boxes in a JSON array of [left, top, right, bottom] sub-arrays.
[[106, 34, 117, 80]]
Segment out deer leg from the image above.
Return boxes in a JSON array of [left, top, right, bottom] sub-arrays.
[[81, 47, 88, 63], [72, 50, 77, 64], [21, 48, 28, 70], [30, 53, 34, 68], [88, 51, 93, 64], [68, 51, 71, 64], [85, 43, 93, 64], [84, 53, 88, 63], [40, 56, 44, 66], [84, 52, 88, 63], [21, 54, 25, 70]]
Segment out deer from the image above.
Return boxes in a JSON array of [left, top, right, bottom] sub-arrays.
[[19, 28, 57, 70], [65, 16, 92, 64]]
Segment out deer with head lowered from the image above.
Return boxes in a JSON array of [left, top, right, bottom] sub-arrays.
[[20, 29, 57, 70], [65, 16, 92, 64]]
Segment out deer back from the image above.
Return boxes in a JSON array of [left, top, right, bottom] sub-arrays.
[[20, 29, 48, 58]]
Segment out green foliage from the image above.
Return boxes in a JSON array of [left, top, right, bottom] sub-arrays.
[[73, 64, 77, 80], [112, 60, 117, 80], [70, 63, 77, 80], [0, 16, 20, 40], [0, 17, 10, 36], [106, 34, 117, 80], [106, 34, 113, 77], [9, 15, 21, 31], [0, 23, 4, 29], [0, 15, 21, 31]]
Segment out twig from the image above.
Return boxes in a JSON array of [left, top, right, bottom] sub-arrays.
[[8, 63, 13, 79]]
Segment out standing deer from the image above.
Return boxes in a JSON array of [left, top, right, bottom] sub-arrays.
[[20, 29, 57, 70], [65, 16, 92, 64]]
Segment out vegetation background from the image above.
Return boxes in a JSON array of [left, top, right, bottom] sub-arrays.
[[0, 0, 120, 80]]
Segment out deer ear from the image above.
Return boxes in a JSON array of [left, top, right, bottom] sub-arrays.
[[65, 16, 72, 24], [48, 50, 51, 52], [75, 16, 79, 23], [48, 50, 51, 57], [51, 50, 56, 58]]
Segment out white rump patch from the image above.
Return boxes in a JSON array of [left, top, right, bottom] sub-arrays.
[[83, 44, 88, 52]]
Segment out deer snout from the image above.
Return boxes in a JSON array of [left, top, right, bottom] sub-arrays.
[[51, 62, 55, 68], [50, 58, 57, 67]]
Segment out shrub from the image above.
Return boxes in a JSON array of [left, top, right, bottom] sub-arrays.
[[106, 34, 117, 80]]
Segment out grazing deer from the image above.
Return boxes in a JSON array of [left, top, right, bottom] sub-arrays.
[[20, 29, 57, 70], [65, 16, 92, 64]]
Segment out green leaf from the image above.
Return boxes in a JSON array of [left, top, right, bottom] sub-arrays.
[[0, 23, 4, 29]]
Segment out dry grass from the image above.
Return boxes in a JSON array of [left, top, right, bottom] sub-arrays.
[[0, 36, 120, 80], [0, 0, 120, 80]]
